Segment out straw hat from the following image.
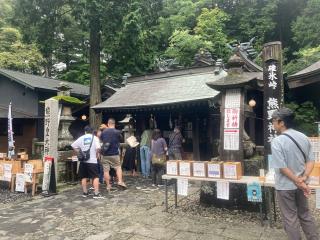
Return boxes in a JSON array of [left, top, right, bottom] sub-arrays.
[[126, 136, 139, 148]]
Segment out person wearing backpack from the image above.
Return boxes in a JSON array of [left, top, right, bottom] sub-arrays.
[[71, 126, 104, 199], [271, 108, 318, 240]]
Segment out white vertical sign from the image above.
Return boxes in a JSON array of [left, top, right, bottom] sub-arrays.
[[43, 98, 59, 183], [217, 181, 229, 200], [8, 102, 15, 158], [177, 178, 188, 196], [15, 173, 25, 192]]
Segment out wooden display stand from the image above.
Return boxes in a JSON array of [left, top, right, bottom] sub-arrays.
[[192, 161, 207, 177], [179, 161, 193, 177], [166, 160, 179, 175], [24, 159, 44, 196], [207, 161, 223, 178], [223, 162, 242, 180]]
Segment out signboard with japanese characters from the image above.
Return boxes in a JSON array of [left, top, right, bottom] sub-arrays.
[[247, 182, 262, 202], [15, 173, 25, 192], [225, 89, 241, 108], [263, 60, 282, 154], [223, 89, 241, 152], [224, 108, 240, 129], [223, 129, 240, 150], [24, 163, 34, 183], [3, 163, 12, 181], [43, 98, 59, 183]]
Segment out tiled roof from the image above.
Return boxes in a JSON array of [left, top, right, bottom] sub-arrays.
[[290, 60, 320, 77], [206, 71, 263, 91], [92, 67, 227, 110], [0, 68, 89, 96]]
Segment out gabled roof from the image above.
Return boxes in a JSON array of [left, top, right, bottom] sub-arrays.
[[287, 60, 320, 88], [92, 66, 226, 111], [0, 68, 89, 96], [206, 72, 263, 91]]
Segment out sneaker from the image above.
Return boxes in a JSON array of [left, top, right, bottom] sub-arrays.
[[93, 193, 105, 199], [82, 192, 89, 198]]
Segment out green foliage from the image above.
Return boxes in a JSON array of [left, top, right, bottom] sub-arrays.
[[285, 101, 319, 136], [292, 0, 320, 48], [284, 45, 320, 75], [195, 8, 231, 59], [0, 27, 43, 73], [165, 30, 213, 66], [0, 0, 13, 27]]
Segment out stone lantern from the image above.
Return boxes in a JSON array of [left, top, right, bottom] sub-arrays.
[[56, 83, 76, 150]]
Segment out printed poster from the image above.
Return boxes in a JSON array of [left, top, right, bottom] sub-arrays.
[[24, 163, 34, 183], [166, 161, 178, 175], [3, 163, 12, 182], [223, 129, 239, 150], [217, 181, 229, 200], [224, 108, 240, 129], [15, 173, 25, 192], [177, 178, 188, 196], [207, 163, 221, 178], [247, 182, 262, 202], [225, 89, 241, 108]]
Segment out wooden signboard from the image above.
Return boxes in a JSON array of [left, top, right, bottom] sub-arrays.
[[207, 161, 223, 178], [223, 162, 242, 180], [192, 161, 207, 177], [166, 161, 179, 175], [179, 161, 192, 177]]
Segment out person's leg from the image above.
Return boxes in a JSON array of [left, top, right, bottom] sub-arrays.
[[140, 146, 146, 177], [276, 190, 302, 240], [93, 177, 99, 194], [174, 150, 182, 160], [104, 170, 111, 189], [145, 146, 151, 177], [296, 189, 319, 240], [81, 178, 87, 193], [152, 164, 157, 185], [168, 149, 174, 160]]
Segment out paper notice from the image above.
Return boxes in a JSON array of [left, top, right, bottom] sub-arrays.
[[15, 173, 25, 192], [177, 178, 188, 196], [217, 181, 229, 200]]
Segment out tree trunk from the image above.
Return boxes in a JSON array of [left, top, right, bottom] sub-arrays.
[[89, 15, 102, 128]]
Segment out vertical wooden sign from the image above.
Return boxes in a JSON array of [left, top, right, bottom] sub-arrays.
[[43, 98, 59, 183], [262, 42, 283, 158]]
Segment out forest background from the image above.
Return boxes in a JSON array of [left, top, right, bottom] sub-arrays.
[[0, 0, 319, 133]]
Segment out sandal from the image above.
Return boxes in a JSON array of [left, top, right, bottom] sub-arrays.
[[117, 182, 127, 190]]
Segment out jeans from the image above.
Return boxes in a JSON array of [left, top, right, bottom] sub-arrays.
[[140, 146, 151, 177]]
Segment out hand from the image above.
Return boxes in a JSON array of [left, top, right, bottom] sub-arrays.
[[296, 180, 311, 198]]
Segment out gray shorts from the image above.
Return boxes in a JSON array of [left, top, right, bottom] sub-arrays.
[[101, 155, 121, 171]]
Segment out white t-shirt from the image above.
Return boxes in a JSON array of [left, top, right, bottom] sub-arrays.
[[71, 134, 100, 164]]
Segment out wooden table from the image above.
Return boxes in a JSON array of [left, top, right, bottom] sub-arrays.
[[162, 175, 268, 226], [162, 175, 320, 227]]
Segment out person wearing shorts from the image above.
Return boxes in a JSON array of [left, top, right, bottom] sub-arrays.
[[71, 126, 103, 199], [100, 118, 127, 191]]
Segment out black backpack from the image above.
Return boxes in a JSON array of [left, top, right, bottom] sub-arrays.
[[78, 134, 94, 162]]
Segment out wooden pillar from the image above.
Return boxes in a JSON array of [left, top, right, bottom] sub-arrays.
[[219, 89, 244, 162], [192, 116, 200, 161], [262, 42, 283, 167]]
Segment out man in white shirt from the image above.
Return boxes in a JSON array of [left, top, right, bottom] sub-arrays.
[[71, 126, 103, 199]]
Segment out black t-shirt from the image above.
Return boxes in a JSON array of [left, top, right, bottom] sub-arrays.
[[100, 128, 122, 156]]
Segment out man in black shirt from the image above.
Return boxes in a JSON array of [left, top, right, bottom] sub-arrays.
[[100, 118, 127, 191]]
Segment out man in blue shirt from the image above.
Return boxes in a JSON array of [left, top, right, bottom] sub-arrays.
[[271, 108, 318, 240], [100, 118, 127, 191]]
